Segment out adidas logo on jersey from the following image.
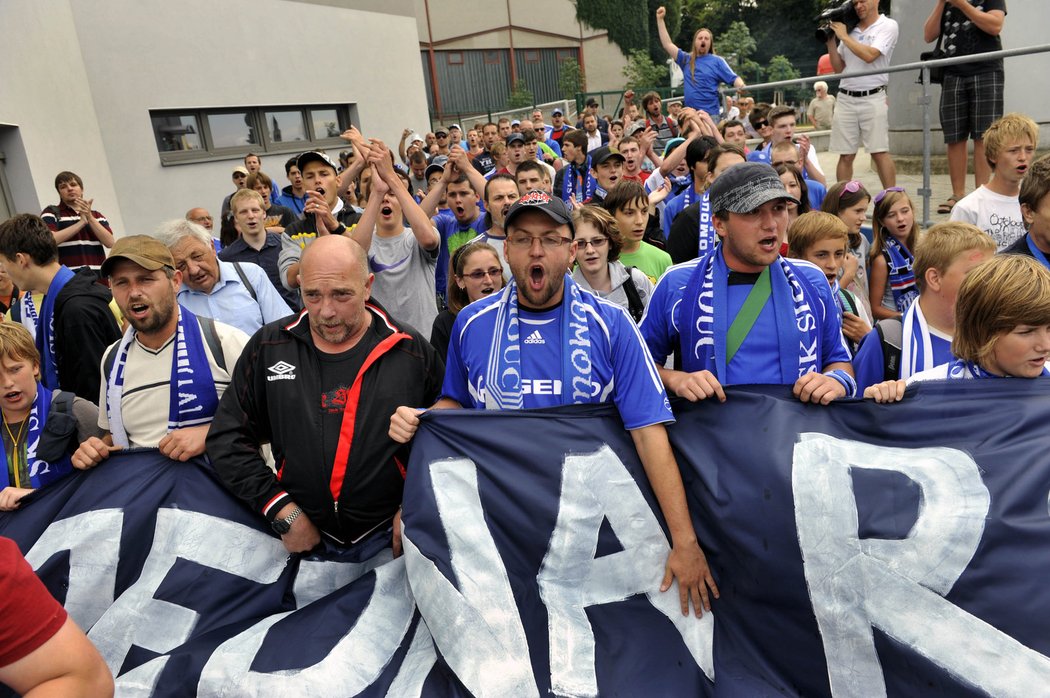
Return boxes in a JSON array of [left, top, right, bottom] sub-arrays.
[[523, 330, 545, 345]]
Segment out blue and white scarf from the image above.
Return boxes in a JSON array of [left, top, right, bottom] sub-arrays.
[[1026, 235, 1050, 270], [484, 274, 592, 410], [946, 358, 1050, 380], [105, 305, 218, 448], [16, 293, 38, 341], [36, 266, 75, 390], [900, 299, 935, 381], [695, 191, 716, 256], [559, 156, 596, 204], [681, 248, 820, 381], [883, 235, 918, 314], [0, 384, 72, 489]]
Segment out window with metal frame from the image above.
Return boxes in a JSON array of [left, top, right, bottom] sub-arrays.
[[148, 104, 355, 165]]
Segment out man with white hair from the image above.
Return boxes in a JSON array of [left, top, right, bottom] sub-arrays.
[[155, 218, 291, 335], [807, 81, 836, 130]]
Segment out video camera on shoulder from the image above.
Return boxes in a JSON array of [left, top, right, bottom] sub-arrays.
[[815, 0, 860, 42]]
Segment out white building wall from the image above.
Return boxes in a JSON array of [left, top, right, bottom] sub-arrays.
[[1, 0, 428, 235], [889, 0, 1050, 154]]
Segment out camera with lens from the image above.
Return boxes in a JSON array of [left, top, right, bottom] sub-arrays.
[[815, 0, 860, 43]]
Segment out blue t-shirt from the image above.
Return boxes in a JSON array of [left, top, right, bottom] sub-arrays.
[[661, 186, 700, 240], [640, 255, 851, 384], [746, 145, 771, 164], [805, 177, 827, 211], [442, 290, 673, 429], [852, 324, 952, 393], [433, 210, 488, 299], [676, 50, 739, 115]]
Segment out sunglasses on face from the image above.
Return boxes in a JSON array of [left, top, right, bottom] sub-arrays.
[[460, 267, 502, 280], [873, 186, 905, 205], [754, 120, 769, 129]]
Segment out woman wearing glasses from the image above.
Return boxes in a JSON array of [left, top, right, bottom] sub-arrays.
[[571, 206, 654, 323], [430, 241, 506, 361]]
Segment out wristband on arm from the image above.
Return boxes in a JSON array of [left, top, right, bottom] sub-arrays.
[[823, 368, 857, 399]]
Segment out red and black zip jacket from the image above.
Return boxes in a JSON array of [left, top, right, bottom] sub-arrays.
[[207, 300, 444, 544]]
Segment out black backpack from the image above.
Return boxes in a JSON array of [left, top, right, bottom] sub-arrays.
[[874, 317, 904, 382], [621, 268, 645, 323]]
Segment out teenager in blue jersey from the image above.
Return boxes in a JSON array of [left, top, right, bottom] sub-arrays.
[[853, 222, 995, 392], [865, 254, 1050, 402], [391, 190, 720, 618], [640, 162, 855, 404], [420, 147, 490, 302]]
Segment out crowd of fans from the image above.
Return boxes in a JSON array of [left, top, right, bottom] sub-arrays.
[[0, 0, 1043, 691]]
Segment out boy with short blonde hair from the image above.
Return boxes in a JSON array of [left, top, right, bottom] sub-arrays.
[[951, 113, 1039, 249], [787, 211, 871, 352], [853, 221, 996, 390]]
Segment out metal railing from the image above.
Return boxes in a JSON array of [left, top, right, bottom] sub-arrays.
[[708, 44, 1050, 227], [430, 98, 573, 133]]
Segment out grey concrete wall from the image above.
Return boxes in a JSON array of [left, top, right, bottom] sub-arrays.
[[889, 0, 1050, 155], [1, 0, 429, 235]]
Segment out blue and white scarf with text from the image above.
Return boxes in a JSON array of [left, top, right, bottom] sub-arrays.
[[947, 358, 1050, 380], [105, 306, 218, 448], [484, 275, 593, 410], [681, 248, 820, 381], [883, 235, 918, 314], [0, 384, 72, 489], [695, 191, 716, 256]]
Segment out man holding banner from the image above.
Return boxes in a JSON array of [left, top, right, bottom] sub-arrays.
[[208, 235, 444, 554], [390, 191, 719, 617], [72, 236, 248, 467], [641, 161, 856, 404]]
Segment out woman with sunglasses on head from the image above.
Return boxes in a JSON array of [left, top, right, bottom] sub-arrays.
[[823, 179, 873, 316], [869, 187, 920, 321], [865, 254, 1050, 402], [430, 242, 506, 361], [571, 205, 654, 323]]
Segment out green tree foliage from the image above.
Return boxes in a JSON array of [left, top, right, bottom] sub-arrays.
[[766, 54, 803, 102], [507, 80, 534, 109], [575, 0, 682, 65], [719, 21, 764, 85], [622, 49, 667, 91], [558, 58, 584, 103]]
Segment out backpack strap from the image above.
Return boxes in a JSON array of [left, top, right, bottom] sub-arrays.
[[838, 289, 859, 316], [50, 389, 75, 417], [621, 267, 645, 323], [231, 262, 257, 302], [875, 317, 903, 382], [196, 315, 227, 373]]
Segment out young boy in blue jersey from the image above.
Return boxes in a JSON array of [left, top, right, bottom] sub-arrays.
[[852, 221, 995, 391], [391, 191, 720, 618], [640, 161, 855, 404]]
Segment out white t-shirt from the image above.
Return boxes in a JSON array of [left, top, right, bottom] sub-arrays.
[[368, 228, 439, 335], [98, 320, 248, 448], [950, 185, 1025, 250], [838, 15, 898, 90]]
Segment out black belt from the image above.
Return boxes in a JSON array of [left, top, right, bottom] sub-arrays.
[[840, 86, 886, 98]]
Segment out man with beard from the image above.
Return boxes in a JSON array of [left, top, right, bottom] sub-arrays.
[[71, 236, 247, 467], [208, 235, 443, 554], [389, 191, 720, 620]]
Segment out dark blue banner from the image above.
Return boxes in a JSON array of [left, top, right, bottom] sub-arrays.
[[3, 382, 1050, 696]]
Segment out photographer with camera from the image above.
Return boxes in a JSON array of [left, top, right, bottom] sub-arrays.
[[823, 0, 899, 189], [923, 0, 1006, 215]]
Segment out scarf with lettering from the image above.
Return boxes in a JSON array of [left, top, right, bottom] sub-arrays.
[[946, 358, 1050, 380], [883, 235, 918, 313], [106, 306, 217, 448], [559, 156, 595, 203], [484, 274, 592, 410], [16, 293, 38, 341], [695, 191, 716, 256], [36, 266, 75, 390], [0, 384, 72, 489], [681, 248, 820, 382]]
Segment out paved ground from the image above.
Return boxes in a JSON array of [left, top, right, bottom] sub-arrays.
[[814, 149, 957, 227]]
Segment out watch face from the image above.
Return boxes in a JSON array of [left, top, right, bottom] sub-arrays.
[[272, 519, 291, 535]]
